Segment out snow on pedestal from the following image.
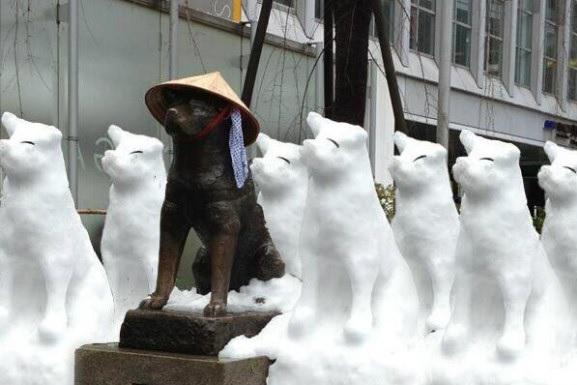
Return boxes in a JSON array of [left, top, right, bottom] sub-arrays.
[[222, 112, 422, 385], [0, 112, 114, 385], [389, 132, 459, 333], [100, 125, 166, 337], [433, 130, 572, 385]]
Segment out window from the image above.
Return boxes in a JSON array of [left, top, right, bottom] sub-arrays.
[[569, 0, 577, 100], [410, 0, 436, 55], [370, 0, 395, 41], [515, 0, 533, 87], [543, 0, 560, 94], [453, 0, 472, 66], [274, 0, 293, 6], [315, 0, 323, 19], [485, 0, 505, 77]]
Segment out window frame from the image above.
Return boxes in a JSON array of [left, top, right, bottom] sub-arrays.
[[410, 0, 437, 57]]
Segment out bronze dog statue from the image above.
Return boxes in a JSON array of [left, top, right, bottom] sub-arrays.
[[139, 73, 285, 317]]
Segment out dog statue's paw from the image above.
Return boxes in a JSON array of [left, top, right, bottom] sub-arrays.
[[139, 294, 168, 310], [204, 301, 227, 317]]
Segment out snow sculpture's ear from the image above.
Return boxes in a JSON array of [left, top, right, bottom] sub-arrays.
[[49, 127, 63, 144], [350, 127, 368, 146], [108, 125, 125, 148], [503, 143, 521, 163], [394, 131, 409, 153], [460, 130, 477, 154], [256, 133, 272, 155], [306, 111, 324, 138], [150, 138, 164, 153], [2, 112, 20, 137], [544, 141, 558, 163]]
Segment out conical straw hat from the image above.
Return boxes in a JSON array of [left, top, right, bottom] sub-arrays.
[[145, 71, 259, 145]]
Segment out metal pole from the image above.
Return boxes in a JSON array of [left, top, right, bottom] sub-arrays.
[[68, 0, 79, 205], [242, 0, 274, 106], [437, 0, 453, 151], [323, 0, 334, 119], [169, 0, 179, 79], [371, 0, 407, 133]]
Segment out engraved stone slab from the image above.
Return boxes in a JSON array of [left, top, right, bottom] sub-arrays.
[[119, 310, 279, 356], [75, 343, 270, 385]]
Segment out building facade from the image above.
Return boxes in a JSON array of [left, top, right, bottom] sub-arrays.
[[1, 0, 575, 281]]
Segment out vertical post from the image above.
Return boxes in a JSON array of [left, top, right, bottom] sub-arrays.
[[232, 0, 242, 22], [241, 0, 274, 106], [169, 0, 179, 80], [437, 0, 453, 150], [68, 0, 79, 205], [323, 0, 334, 119], [372, 0, 407, 133]]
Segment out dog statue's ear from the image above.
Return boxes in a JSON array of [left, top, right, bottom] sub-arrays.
[[108, 125, 125, 148], [460, 130, 477, 154], [394, 131, 409, 153]]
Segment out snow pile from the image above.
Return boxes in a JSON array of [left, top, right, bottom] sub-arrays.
[[433, 131, 572, 385], [251, 133, 308, 279], [390, 132, 459, 333], [0, 112, 114, 385], [222, 112, 421, 384], [166, 275, 301, 314], [101, 125, 166, 337]]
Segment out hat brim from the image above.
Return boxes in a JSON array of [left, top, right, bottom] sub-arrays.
[[145, 83, 259, 146]]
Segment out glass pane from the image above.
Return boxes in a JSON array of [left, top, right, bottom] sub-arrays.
[[569, 69, 577, 100], [486, 37, 503, 76], [274, 0, 293, 6], [418, 10, 436, 54], [572, 0, 577, 34], [546, 0, 559, 22], [453, 24, 471, 66], [517, 12, 533, 50], [455, 0, 471, 24], [520, 0, 534, 11], [515, 48, 532, 87], [544, 23, 558, 58], [410, 6, 419, 50], [571, 34, 577, 64], [419, 0, 435, 10], [315, 0, 323, 18], [487, 0, 505, 38], [543, 58, 557, 93]]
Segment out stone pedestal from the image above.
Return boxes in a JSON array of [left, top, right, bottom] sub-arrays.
[[119, 310, 278, 356], [75, 343, 270, 385]]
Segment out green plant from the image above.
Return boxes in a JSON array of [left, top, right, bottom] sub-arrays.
[[533, 206, 546, 234], [375, 183, 396, 222]]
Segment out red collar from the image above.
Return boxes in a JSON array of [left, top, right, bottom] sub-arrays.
[[176, 106, 232, 143]]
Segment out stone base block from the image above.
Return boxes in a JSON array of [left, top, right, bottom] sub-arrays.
[[119, 309, 278, 356], [75, 343, 270, 385]]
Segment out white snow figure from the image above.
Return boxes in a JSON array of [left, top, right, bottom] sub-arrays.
[[251, 133, 307, 278], [101, 125, 166, 336], [434, 130, 571, 385], [0, 112, 114, 384], [390, 132, 459, 333], [539, 142, 577, 308], [222, 113, 422, 385]]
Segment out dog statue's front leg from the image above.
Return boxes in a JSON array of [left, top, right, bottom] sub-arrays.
[[204, 216, 240, 317], [140, 196, 190, 310]]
